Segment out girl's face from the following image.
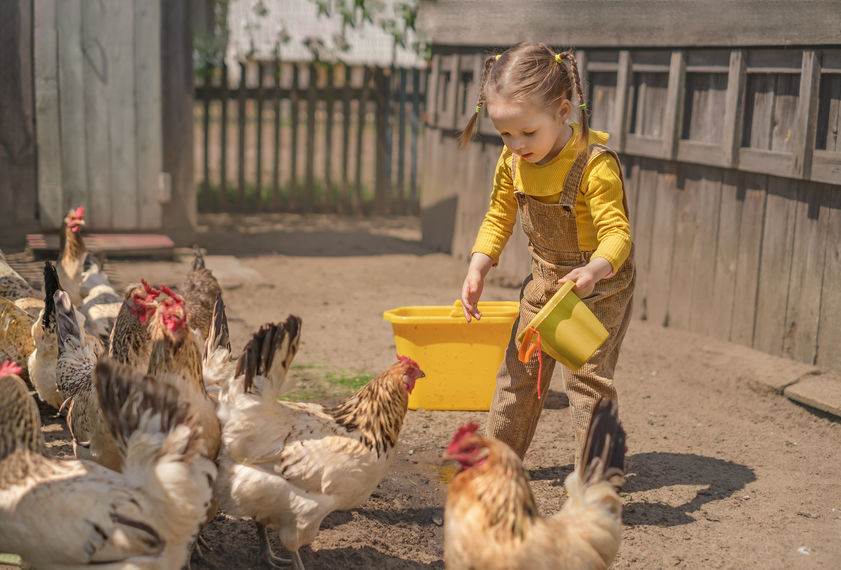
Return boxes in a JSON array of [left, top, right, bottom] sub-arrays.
[[486, 97, 572, 165]]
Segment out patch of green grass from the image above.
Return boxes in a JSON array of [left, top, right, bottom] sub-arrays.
[[280, 364, 373, 402]]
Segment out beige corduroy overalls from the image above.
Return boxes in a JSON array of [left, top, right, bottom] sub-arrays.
[[486, 143, 636, 467]]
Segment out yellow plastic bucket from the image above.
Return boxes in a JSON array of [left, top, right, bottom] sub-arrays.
[[516, 281, 609, 371], [383, 301, 519, 410]]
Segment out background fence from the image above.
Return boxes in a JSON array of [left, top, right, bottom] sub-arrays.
[[194, 60, 427, 215]]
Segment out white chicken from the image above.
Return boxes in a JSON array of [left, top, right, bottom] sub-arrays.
[[214, 315, 425, 570], [0, 358, 216, 569]]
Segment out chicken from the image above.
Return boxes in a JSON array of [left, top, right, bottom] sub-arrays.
[[215, 317, 424, 570], [180, 245, 223, 340], [28, 261, 63, 409], [57, 206, 89, 307], [54, 289, 121, 471], [201, 294, 236, 399], [0, 357, 216, 569], [147, 286, 220, 460], [0, 250, 43, 317], [442, 398, 626, 570], [108, 279, 160, 371], [0, 295, 35, 382], [79, 256, 123, 344]]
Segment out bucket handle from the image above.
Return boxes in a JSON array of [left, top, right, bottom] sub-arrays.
[[518, 327, 540, 363], [518, 326, 545, 399]]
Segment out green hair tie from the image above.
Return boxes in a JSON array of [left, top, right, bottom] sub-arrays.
[[580, 103, 586, 109], [475, 104, 482, 114]]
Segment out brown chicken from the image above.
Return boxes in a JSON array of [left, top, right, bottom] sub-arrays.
[[57, 206, 88, 307], [0, 250, 43, 317], [215, 318, 424, 570], [180, 245, 223, 340], [108, 279, 160, 371], [442, 399, 627, 570], [0, 295, 35, 382], [0, 358, 216, 569], [147, 286, 220, 461]]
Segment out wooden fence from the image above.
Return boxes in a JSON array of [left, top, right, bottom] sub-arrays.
[[194, 60, 427, 215], [421, 46, 841, 370]]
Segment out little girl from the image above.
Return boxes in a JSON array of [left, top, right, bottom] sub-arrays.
[[459, 42, 635, 467]]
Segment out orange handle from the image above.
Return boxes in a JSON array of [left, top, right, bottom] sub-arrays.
[[518, 327, 540, 363]]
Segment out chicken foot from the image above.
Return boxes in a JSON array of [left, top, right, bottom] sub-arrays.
[[257, 522, 292, 568]]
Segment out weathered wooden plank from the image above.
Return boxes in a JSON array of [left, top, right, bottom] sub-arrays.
[[288, 63, 299, 211], [340, 65, 352, 212], [304, 63, 316, 212], [255, 61, 265, 208], [623, 135, 663, 159], [770, 73, 799, 153], [676, 140, 725, 167], [816, 187, 841, 368], [743, 73, 774, 151], [783, 181, 829, 363], [374, 67, 391, 214], [271, 59, 280, 209], [107, 1, 137, 229], [629, 158, 658, 322], [417, 1, 841, 48], [816, 74, 840, 152], [426, 55, 440, 127], [661, 51, 685, 158], [738, 148, 794, 179], [587, 71, 616, 134], [683, 72, 727, 144], [631, 71, 667, 138], [647, 164, 679, 327], [722, 50, 746, 167], [134, 0, 162, 229], [730, 174, 766, 346], [687, 167, 722, 336], [753, 176, 798, 356], [410, 68, 422, 211], [666, 167, 697, 330], [711, 170, 743, 341], [396, 67, 407, 207], [791, 50, 820, 179], [220, 62, 229, 208], [323, 64, 335, 210], [811, 150, 841, 185], [354, 67, 370, 213], [56, 0, 88, 213], [34, 0, 63, 229]]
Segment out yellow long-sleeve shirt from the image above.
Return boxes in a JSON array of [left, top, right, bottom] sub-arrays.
[[472, 124, 632, 272]]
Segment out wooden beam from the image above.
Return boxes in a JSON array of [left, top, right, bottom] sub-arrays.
[[791, 50, 820, 179], [661, 50, 685, 159], [722, 49, 746, 168], [610, 50, 631, 152]]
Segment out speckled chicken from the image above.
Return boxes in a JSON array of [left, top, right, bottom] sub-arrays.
[[442, 399, 626, 570], [0, 250, 43, 317], [0, 358, 216, 569], [108, 280, 160, 372], [79, 260, 123, 344], [54, 289, 121, 471], [215, 317, 424, 570], [180, 245, 223, 340], [146, 286, 220, 461]]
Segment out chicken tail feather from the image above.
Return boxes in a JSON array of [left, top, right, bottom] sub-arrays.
[[204, 294, 230, 359], [580, 398, 626, 490], [54, 290, 82, 352], [94, 358, 201, 459], [42, 261, 61, 327], [235, 315, 302, 397], [191, 244, 206, 271]]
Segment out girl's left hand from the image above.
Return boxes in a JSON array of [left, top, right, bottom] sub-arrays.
[[559, 257, 614, 298]]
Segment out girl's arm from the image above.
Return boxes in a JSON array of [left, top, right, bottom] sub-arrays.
[[461, 252, 495, 322]]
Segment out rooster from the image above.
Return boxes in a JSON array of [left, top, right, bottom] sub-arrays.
[[27, 261, 64, 409], [108, 279, 160, 371], [54, 289, 120, 470], [0, 358, 216, 569], [215, 317, 424, 570], [146, 286, 220, 461], [442, 399, 626, 570], [180, 245, 223, 340], [57, 206, 89, 307]]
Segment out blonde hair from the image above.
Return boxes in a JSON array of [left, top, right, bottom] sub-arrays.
[[459, 42, 589, 156]]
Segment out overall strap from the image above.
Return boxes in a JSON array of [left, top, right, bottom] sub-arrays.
[[510, 153, 520, 188], [560, 144, 631, 221]]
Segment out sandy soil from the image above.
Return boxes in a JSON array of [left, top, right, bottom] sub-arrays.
[[6, 213, 841, 569]]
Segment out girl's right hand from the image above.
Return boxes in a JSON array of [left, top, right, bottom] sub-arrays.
[[461, 253, 496, 322]]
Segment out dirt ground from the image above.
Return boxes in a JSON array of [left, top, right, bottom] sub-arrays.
[[6, 213, 841, 569]]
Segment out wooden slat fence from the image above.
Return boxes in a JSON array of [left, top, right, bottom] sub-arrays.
[[195, 59, 427, 215], [422, 46, 841, 370]]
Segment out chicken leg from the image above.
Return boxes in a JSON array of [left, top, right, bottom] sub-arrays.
[[257, 522, 292, 568]]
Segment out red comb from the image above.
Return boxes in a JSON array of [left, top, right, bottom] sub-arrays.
[[446, 422, 480, 454], [74, 206, 85, 219], [140, 279, 161, 300], [0, 360, 24, 377], [159, 285, 183, 304], [397, 355, 419, 368]]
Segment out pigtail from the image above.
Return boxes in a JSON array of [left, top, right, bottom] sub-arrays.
[[459, 55, 498, 149], [560, 51, 590, 154]]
